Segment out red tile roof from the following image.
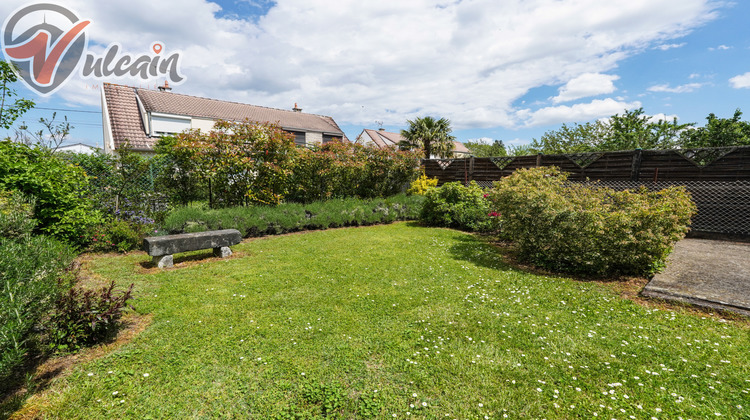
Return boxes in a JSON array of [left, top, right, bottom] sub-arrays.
[[103, 84, 152, 151], [103, 83, 347, 151], [360, 129, 470, 155]]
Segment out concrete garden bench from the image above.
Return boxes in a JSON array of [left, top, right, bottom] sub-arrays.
[[142, 229, 242, 268]]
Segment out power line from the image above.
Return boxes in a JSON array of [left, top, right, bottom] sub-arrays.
[[31, 107, 101, 114]]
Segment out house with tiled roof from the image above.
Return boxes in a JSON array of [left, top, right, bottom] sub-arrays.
[[355, 128, 471, 158], [101, 83, 348, 154]]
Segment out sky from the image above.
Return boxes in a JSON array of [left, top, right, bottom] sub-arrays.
[[1, 0, 749, 149]]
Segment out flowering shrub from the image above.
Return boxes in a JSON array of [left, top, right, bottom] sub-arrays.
[[419, 181, 497, 232], [487, 167, 696, 276], [406, 171, 439, 195]]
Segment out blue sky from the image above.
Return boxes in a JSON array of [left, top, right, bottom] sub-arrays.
[[1, 0, 749, 148]]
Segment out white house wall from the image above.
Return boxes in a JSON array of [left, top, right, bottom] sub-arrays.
[[191, 118, 216, 132], [150, 113, 191, 136], [305, 132, 322, 145], [356, 131, 375, 147], [100, 86, 115, 154]]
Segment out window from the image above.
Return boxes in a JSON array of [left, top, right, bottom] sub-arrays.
[[150, 113, 191, 137], [323, 135, 340, 144], [289, 131, 306, 146]]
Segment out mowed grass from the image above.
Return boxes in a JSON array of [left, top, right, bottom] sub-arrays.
[[17, 223, 750, 419]]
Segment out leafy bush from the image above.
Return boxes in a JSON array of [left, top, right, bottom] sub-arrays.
[[487, 167, 696, 276], [45, 281, 134, 352], [0, 191, 73, 379], [63, 146, 169, 226], [87, 219, 156, 253], [0, 190, 36, 238], [419, 181, 497, 232], [155, 126, 420, 206], [153, 136, 206, 206], [406, 171, 438, 195], [0, 140, 102, 247], [288, 141, 421, 203], [163, 194, 425, 237], [166, 120, 299, 206]]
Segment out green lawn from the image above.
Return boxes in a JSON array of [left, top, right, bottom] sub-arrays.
[[14, 223, 750, 418]]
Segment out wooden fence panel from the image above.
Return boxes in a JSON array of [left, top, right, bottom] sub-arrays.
[[424, 146, 750, 184], [422, 146, 750, 237]]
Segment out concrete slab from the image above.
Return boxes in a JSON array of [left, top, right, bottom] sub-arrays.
[[642, 239, 750, 317]]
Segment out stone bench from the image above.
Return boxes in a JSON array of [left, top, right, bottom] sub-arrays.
[[142, 229, 242, 268]]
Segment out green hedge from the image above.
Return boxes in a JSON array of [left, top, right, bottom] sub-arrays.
[[488, 167, 696, 276], [163, 194, 424, 237]]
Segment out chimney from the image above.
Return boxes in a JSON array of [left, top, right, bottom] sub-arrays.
[[158, 81, 172, 92], [292, 103, 302, 112]]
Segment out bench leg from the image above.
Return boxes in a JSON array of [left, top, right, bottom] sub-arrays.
[[153, 255, 173, 268], [213, 246, 232, 258]]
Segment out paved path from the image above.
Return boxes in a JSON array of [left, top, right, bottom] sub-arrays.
[[642, 238, 750, 317]]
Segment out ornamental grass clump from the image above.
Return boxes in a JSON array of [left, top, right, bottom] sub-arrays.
[[487, 167, 696, 276]]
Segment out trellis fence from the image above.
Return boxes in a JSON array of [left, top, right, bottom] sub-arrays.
[[423, 146, 750, 238]]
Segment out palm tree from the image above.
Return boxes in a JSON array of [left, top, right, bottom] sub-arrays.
[[400, 116, 456, 159]]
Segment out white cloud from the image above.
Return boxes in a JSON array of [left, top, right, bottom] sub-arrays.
[[518, 98, 642, 127], [729, 72, 750, 88], [647, 83, 703, 93], [551, 73, 619, 104], [647, 113, 680, 123], [654, 42, 686, 50], [709, 44, 732, 51], [0, 0, 720, 130]]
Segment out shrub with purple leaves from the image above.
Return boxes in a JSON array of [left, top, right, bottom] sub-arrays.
[[45, 281, 134, 351]]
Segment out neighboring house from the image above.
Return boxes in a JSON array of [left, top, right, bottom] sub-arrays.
[[355, 128, 471, 158], [101, 83, 348, 154], [56, 142, 99, 154]]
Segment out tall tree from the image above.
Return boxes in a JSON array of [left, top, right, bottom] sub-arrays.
[[530, 121, 610, 154], [400, 116, 456, 159], [602, 108, 691, 150], [680, 109, 750, 148], [465, 139, 507, 157], [0, 61, 34, 130]]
